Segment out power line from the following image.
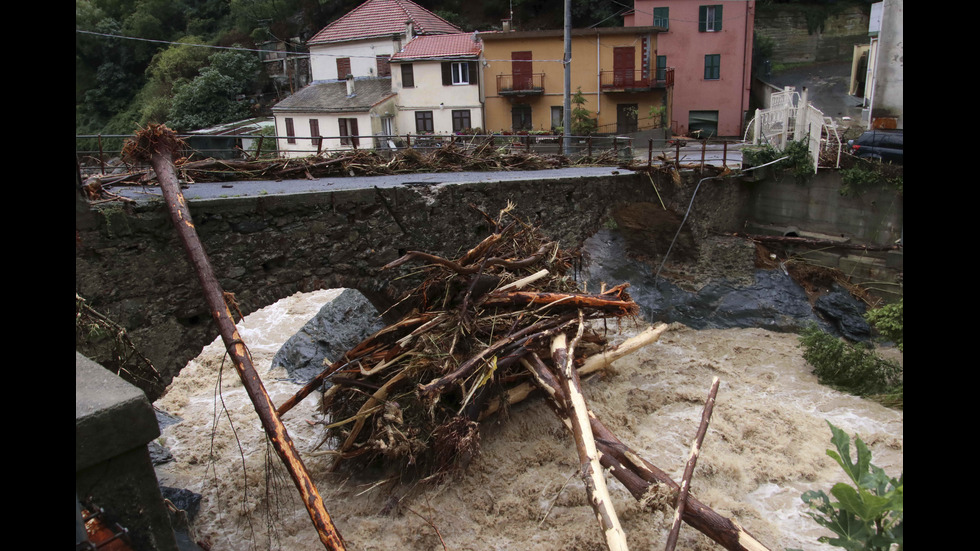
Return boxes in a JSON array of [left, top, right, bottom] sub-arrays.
[[75, 28, 565, 64]]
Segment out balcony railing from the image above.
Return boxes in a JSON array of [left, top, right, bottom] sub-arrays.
[[600, 68, 674, 91], [496, 73, 545, 96]]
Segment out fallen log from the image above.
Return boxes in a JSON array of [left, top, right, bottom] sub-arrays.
[[122, 124, 347, 551], [551, 322, 629, 551], [729, 232, 901, 251]]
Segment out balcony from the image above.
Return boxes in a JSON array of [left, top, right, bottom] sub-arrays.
[[600, 68, 674, 92], [497, 73, 545, 97]]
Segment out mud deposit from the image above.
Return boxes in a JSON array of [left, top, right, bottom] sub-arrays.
[[154, 289, 903, 551]]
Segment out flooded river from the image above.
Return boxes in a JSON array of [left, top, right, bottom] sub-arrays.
[[153, 289, 902, 551]]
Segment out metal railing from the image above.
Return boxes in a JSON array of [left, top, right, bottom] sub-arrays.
[[599, 68, 673, 91], [496, 73, 546, 95]]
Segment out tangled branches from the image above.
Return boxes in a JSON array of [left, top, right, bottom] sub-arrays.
[[301, 208, 638, 479]]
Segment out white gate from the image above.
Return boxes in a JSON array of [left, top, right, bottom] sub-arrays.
[[745, 87, 842, 173]]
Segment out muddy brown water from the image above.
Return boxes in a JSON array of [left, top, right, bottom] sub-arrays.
[[153, 289, 902, 551]]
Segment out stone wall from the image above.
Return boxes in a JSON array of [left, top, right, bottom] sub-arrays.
[[75, 174, 651, 395], [75, 166, 902, 397], [755, 4, 870, 65]]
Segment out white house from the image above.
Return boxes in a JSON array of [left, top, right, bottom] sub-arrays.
[[272, 0, 463, 155], [389, 33, 484, 135], [272, 77, 396, 157], [305, 0, 462, 81]]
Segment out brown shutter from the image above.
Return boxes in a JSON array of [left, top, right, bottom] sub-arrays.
[[337, 57, 351, 78], [613, 47, 635, 87], [349, 119, 359, 148], [338, 119, 348, 146], [401, 64, 415, 87], [469, 61, 479, 86], [376, 55, 391, 77], [512, 51, 532, 90], [442, 62, 452, 86], [285, 117, 296, 144]]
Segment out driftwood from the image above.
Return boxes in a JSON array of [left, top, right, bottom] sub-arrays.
[[665, 376, 721, 551], [122, 125, 347, 551], [730, 231, 901, 251]]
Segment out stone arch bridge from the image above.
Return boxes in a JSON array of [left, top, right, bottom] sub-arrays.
[[76, 172, 684, 398]]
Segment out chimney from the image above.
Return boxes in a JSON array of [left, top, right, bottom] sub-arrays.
[[502, 19, 511, 32], [405, 20, 414, 41], [346, 74, 355, 96]]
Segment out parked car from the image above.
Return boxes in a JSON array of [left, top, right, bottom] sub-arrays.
[[847, 129, 903, 164]]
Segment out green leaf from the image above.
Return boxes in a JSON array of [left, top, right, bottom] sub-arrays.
[[830, 483, 892, 521]]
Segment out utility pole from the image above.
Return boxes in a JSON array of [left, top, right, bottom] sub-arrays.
[[562, 0, 572, 155]]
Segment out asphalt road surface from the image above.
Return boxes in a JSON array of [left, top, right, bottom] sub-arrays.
[[111, 166, 638, 202]]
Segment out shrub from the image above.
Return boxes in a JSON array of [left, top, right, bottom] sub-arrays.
[[795, 422, 903, 551], [865, 300, 903, 352], [798, 325, 901, 397]]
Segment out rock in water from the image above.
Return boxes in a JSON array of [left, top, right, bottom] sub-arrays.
[[272, 289, 385, 383]]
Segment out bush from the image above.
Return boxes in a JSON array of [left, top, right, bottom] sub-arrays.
[[794, 422, 903, 551], [865, 300, 903, 352], [798, 325, 901, 397]]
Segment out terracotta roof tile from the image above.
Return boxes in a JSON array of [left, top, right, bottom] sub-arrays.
[[390, 33, 482, 61], [308, 0, 461, 45]]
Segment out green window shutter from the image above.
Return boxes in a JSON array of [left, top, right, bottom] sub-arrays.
[[716, 5, 723, 31], [699, 6, 706, 32]]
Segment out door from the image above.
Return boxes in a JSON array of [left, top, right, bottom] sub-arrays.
[[512, 51, 532, 91], [613, 47, 635, 87], [616, 104, 638, 134]]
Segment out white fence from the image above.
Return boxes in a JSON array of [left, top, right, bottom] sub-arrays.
[[745, 87, 843, 172]]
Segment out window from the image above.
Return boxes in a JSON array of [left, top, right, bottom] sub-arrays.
[[653, 7, 669, 29], [452, 62, 469, 84], [376, 55, 391, 77], [338, 118, 359, 147], [442, 61, 476, 85], [336, 57, 351, 78], [656, 55, 667, 81], [550, 106, 564, 131], [309, 119, 321, 149], [512, 104, 532, 131], [401, 64, 415, 88], [285, 117, 296, 144], [415, 111, 434, 133], [699, 5, 723, 32], [704, 54, 720, 80], [452, 110, 471, 133]]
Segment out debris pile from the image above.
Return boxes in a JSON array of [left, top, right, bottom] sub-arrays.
[[300, 205, 637, 477], [81, 136, 629, 186], [271, 205, 772, 551]]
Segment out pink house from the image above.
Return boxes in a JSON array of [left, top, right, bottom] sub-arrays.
[[625, 1, 755, 138]]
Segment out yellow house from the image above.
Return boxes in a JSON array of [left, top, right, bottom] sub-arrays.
[[478, 26, 670, 135]]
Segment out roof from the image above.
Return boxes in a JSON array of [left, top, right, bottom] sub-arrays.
[[478, 26, 664, 41], [308, 0, 461, 45], [390, 33, 482, 62], [271, 78, 395, 114]]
